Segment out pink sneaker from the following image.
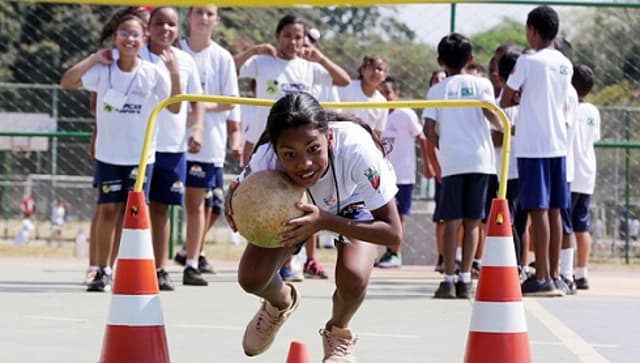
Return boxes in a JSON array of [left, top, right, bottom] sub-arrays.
[[304, 258, 329, 279], [320, 326, 358, 363], [242, 282, 300, 356]]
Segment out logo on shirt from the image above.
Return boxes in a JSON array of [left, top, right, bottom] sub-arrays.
[[266, 80, 279, 95], [104, 103, 115, 113], [282, 83, 310, 93], [364, 167, 380, 190], [587, 117, 596, 126], [323, 195, 337, 207], [559, 65, 569, 76], [461, 87, 475, 97]]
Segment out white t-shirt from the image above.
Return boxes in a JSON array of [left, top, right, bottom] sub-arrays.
[[494, 94, 519, 180], [180, 39, 240, 165], [337, 80, 388, 133], [51, 206, 65, 226], [564, 86, 579, 183], [82, 60, 171, 165], [506, 48, 573, 158], [139, 46, 203, 153], [382, 108, 423, 184], [421, 74, 496, 177], [240, 104, 255, 145], [241, 122, 397, 214], [240, 55, 333, 144], [571, 102, 601, 194]]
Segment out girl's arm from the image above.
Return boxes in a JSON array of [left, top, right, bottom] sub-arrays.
[[60, 49, 112, 89], [233, 44, 276, 72], [300, 47, 350, 87], [281, 199, 402, 248], [160, 49, 181, 114]]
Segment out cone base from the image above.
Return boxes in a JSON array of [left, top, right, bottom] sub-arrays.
[[100, 325, 169, 363], [464, 332, 531, 363]]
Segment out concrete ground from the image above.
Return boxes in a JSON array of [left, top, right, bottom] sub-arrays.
[[0, 254, 638, 363]]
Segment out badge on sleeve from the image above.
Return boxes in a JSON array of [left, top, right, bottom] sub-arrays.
[[364, 167, 380, 190], [103, 89, 128, 112]]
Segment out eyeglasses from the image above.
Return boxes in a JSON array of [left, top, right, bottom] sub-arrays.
[[115, 30, 143, 39]]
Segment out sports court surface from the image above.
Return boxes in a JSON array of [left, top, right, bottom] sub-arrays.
[[0, 257, 638, 363]]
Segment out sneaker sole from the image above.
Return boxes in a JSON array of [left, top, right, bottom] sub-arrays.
[[523, 289, 565, 297]]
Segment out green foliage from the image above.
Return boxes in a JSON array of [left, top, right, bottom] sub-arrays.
[[470, 18, 526, 70], [589, 80, 639, 107]]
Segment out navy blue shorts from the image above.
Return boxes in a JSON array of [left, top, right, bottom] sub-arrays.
[[517, 157, 569, 210], [293, 201, 373, 254], [570, 192, 591, 233], [186, 161, 218, 189], [483, 174, 499, 223], [149, 152, 186, 205], [94, 160, 153, 204], [202, 167, 224, 214], [395, 184, 414, 215], [439, 173, 490, 221], [432, 180, 442, 223]]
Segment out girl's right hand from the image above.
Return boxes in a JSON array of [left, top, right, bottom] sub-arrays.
[[253, 44, 277, 57], [224, 181, 239, 232], [92, 49, 113, 65]]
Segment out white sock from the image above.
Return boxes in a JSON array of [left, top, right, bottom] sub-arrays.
[[473, 259, 482, 265], [455, 247, 462, 261], [88, 265, 98, 271], [560, 248, 574, 279], [186, 259, 198, 270], [575, 267, 588, 279], [444, 274, 455, 283], [199, 251, 206, 257], [460, 272, 471, 283], [103, 266, 112, 275]]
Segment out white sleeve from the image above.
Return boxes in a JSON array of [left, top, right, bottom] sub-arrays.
[[350, 146, 398, 211], [421, 86, 438, 121], [407, 110, 423, 138], [506, 56, 527, 91], [80, 64, 102, 92], [228, 104, 241, 121], [220, 52, 240, 97], [238, 143, 278, 182]]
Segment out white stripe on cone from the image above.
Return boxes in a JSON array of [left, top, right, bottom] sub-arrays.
[[481, 236, 517, 267], [107, 295, 164, 326], [469, 301, 527, 333], [117, 229, 154, 260]]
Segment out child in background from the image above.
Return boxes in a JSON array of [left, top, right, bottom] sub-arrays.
[[225, 93, 402, 362], [423, 33, 502, 299]]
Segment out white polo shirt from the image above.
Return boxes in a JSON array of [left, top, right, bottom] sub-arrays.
[[382, 108, 423, 184]]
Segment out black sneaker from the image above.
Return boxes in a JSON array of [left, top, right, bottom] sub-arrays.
[[183, 266, 208, 286], [521, 277, 563, 297], [157, 269, 174, 291], [455, 280, 474, 299], [87, 267, 111, 292], [433, 281, 456, 299], [560, 275, 577, 295], [471, 261, 481, 279], [198, 255, 216, 274], [575, 277, 590, 290], [173, 250, 187, 266]]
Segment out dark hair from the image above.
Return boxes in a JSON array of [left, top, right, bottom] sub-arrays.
[[526, 6, 559, 42], [572, 64, 595, 98], [429, 69, 445, 87], [98, 7, 148, 45], [498, 51, 521, 82], [554, 37, 573, 61], [357, 55, 388, 79], [276, 14, 305, 34], [495, 42, 522, 57], [257, 92, 386, 156], [382, 76, 399, 93], [437, 33, 472, 71], [465, 63, 486, 75]]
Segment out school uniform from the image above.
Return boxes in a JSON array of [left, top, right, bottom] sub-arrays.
[[337, 80, 388, 133]]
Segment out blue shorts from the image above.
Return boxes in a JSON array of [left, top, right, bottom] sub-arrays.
[[570, 192, 591, 233], [293, 201, 373, 254], [483, 174, 499, 223], [395, 184, 414, 215], [517, 157, 569, 210], [149, 152, 186, 205], [432, 180, 442, 223], [95, 160, 154, 204], [202, 167, 224, 214], [439, 173, 490, 221], [186, 161, 218, 189], [561, 206, 573, 235]]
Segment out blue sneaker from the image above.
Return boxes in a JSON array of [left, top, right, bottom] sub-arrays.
[[521, 277, 564, 297]]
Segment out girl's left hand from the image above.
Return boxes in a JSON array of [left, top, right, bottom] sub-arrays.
[[298, 47, 324, 63], [160, 49, 179, 76], [279, 202, 321, 247]]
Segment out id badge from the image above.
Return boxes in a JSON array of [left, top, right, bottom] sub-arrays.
[[103, 89, 128, 111]]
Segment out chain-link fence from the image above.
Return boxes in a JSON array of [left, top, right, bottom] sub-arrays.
[[1, 1, 639, 263]]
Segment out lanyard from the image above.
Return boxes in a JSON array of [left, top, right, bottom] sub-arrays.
[[108, 62, 139, 96]]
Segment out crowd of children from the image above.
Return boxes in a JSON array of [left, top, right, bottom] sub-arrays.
[[57, 4, 602, 362]]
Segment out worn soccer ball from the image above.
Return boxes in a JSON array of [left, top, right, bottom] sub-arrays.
[[231, 170, 307, 248]]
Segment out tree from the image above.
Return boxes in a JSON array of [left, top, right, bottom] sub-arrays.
[[470, 18, 526, 71]]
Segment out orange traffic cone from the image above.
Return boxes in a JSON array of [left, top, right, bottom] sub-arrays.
[[286, 340, 311, 363], [464, 198, 531, 363], [99, 191, 170, 363]]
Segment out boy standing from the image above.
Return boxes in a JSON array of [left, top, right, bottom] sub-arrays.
[[423, 33, 502, 299], [501, 5, 573, 296]]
